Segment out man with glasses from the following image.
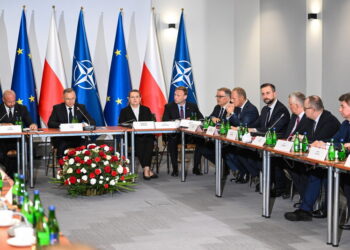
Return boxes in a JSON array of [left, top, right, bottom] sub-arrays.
[[48, 88, 96, 158], [285, 95, 340, 221]]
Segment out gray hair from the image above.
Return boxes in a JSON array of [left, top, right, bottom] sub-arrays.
[[307, 95, 324, 111], [289, 92, 305, 106]]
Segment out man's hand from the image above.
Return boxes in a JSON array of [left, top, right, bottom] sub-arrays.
[[0, 123, 12, 126], [29, 123, 38, 130], [211, 117, 220, 124], [248, 128, 257, 133], [344, 143, 350, 149], [310, 140, 326, 149], [225, 104, 235, 115]]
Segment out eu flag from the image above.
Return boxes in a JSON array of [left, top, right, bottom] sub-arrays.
[[72, 10, 105, 126], [11, 10, 40, 125], [168, 10, 198, 104], [104, 11, 132, 126]]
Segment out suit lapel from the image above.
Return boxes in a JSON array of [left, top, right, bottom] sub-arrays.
[[62, 104, 69, 123]]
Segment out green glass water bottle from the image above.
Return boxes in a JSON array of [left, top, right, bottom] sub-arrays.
[[219, 122, 226, 135], [328, 139, 335, 161], [265, 129, 272, 146], [21, 191, 34, 225], [0, 171, 3, 196], [209, 118, 215, 127], [71, 115, 79, 123], [293, 132, 300, 152], [338, 138, 347, 161], [238, 123, 243, 141], [48, 205, 60, 245], [271, 128, 277, 146], [301, 132, 309, 153], [12, 173, 21, 206], [225, 120, 231, 134], [35, 207, 50, 248], [33, 190, 43, 227]]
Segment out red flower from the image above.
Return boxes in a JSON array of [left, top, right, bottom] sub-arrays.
[[95, 169, 102, 175], [68, 150, 76, 156], [100, 144, 107, 148], [64, 179, 69, 185], [109, 147, 114, 152], [122, 156, 126, 160], [69, 176, 77, 184], [99, 151, 106, 157], [104, 184, 109, 189], [94, 157, 101, 163], [88, 145, 96, 149], [104, 166, 111, 173], [58, 159, 65, 166], [84, 151, 91, 156], [111, 170, 117, 177], [63, 156, 68, 160], [86, 159, 92, 165], [74, 156, 81, 162], [123, 167, 128, 175], [89, 173, 95, 179], [111, 156, 119, 162], [76, 169, 81, 174], [120, 176, 125, 181], [80, 145, 86, 150]]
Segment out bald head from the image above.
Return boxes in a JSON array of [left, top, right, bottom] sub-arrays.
[[2, 90, 16, 108]]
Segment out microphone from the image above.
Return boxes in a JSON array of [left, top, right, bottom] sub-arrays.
[[76, 106, 96, 131], [268, 113, 285, 130], [119, 118, 136, 127]]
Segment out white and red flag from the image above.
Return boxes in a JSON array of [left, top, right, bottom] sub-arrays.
[[39, 9, 67, 125], [139, 11, 167, 121]]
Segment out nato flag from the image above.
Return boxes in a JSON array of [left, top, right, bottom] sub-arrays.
[[168, 11, 198, 104], [104, 11, 132, 126], [72, 10, 105, 126], [11, 10, 40, 125]]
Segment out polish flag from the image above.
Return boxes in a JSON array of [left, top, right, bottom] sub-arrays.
[[39, 10, 67, 125], [139, 11, 167, 121]]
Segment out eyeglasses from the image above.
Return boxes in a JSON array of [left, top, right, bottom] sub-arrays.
[[215, 95, 226, 99], [304, 107, 313, 110]]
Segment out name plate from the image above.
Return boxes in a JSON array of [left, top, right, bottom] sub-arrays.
[[252, 136, 266, 146], [307, 147, 328, 161], [274, 140, 293, 152], [0, 125, 22, 133], [154, 121, 179, 129], [206, 126, 218, 136], [344, 155, 350, 168], [187, 122, 201, 132], [226, 129, 238, 140], [132, 121, 155, 129], [60, 123, 83, 132]]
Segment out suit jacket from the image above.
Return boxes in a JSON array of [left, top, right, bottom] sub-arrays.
[[333, 120, 350, 143], [228, 100, 259, 127], [162, 102, 203, 121], [48, 103, 96, 128], [210, 105, 228, 120], [309, 110, 340, 142], [0, 103, 33, 127], [119, 105, 153, 123], [283, 113, 314, 139], [250, 100, 290, 134]]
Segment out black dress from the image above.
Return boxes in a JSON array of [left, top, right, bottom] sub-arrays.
[[119, 105, 155, 168]]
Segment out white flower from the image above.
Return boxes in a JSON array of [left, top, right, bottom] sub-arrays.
[[117, 166, 123, 174], [99, 176, 104, 179], [82, 149, 87, 154], [76, 163, 81, 167], [82, 175, 88, 181], [93, 147, 99, 152], [123, 181, 126, 183], [126, 159, 130, 164], [104, 146, 110, 151], [81, 168, 87, 174], [99, 180, 103, 184], [77, 179, 81, 183], [103, 161, 109, 166], [66, 168, 73, 174], [109, 180, 115, 186], [106, 177, 110, 181], [125, 167, 130, 173], [116, 152, 120, 158], [64, 149, 69, 155], [91, 163, 96, 168], [56, 174, 61, 180], [106, 155, 111, 160], [90, 178, 96, 185], [68, 158, 75, 165], [84, 156, 89, 161], [75, 151, 81, 155], [115, 176, 119, 181]]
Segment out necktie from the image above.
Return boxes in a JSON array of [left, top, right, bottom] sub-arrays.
[[311, 120, 317, 138], [236, 107, 241, 119], [8, 108, 13, 120], [289, 116, 300, 138], [180, 106, 184, 119], [218, 107, 224, 119], [68, 108, 73, 123], [265, 107, 271, 128]]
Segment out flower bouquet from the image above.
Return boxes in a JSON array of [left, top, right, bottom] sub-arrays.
[[53, 144, 137, 196]]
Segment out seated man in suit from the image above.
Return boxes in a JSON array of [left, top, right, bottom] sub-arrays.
[[197, 87, 231, 168], [285, 95, 340, 221], [224, 87, 259, 182], [241, 83, 290, 187], [119, 89, 157, 180], [48, 88, 96, 159], [162, 86, 203, 176], [0, 90, 38, 177], [271, 92, 314, 198]]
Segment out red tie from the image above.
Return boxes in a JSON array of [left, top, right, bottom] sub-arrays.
[[289, 116, 300, 139]]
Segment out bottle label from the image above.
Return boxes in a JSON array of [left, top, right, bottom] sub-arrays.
[[50, 233, 59, 245]]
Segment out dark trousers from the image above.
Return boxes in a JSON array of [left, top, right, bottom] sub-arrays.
[[0, 139, 18, 178], [135, 135, 154, 168], [286, 162, 309, 200], [236, 150, 261, 178], [341, 173, 350, 214], [53, 137, 86, 158]]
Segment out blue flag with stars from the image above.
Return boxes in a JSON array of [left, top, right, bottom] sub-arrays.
[[72, 10, 105, 126], [104, 11, 132, 126], [11, 10, 40, 125], [168, 11, 198, 104]]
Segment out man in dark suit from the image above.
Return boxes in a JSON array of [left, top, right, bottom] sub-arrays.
[[48, 88, 96, 158], [224, 87, 259, 182], [0, 90, 38, 177], [272, 92, 314, 198], [162, 86, 203, 176], [285, 95, 340, 221], [238, 83, 290, 186]]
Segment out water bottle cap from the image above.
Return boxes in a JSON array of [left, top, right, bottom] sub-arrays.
[[34, 190, 40, 195], [19, 174, 24, 179], [49, 205, 56, 210], [340, 138, 344, 142], [304, 132, 307, 135]]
